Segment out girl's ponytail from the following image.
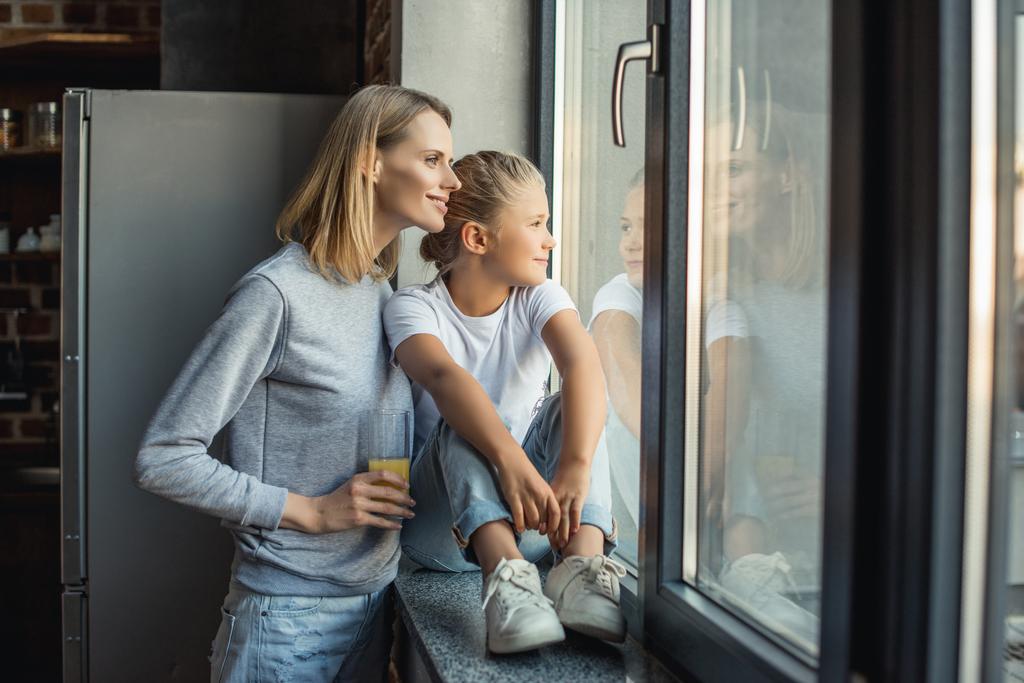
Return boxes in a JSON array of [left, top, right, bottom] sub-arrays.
[[421, 150, 545, 276]]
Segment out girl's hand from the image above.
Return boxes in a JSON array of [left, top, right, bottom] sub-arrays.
[[496, 454, 561, 535], [282, 471, 416, 533], [549, 464, 590, 548]]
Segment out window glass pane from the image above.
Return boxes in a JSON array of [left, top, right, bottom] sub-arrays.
[[694, 0, 830, 658], [559, 0, 647, 570], [1004, 14, 1024, 681]]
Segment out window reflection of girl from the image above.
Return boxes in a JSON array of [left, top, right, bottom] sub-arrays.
[[588, 170, 755, 562], [706, 98, 827, 606], [589, 171, 645, 550]]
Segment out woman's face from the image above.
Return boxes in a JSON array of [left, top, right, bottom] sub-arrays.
[[374, 110, 461, 233], [619, 185, 645, 288], [706, 122, 787, 238], [484, 182, 556, 288]]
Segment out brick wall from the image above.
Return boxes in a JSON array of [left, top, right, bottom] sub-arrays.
[[0, 0, 161, 35], [363, 0, 391, 85], [0, 256, 59, 466]]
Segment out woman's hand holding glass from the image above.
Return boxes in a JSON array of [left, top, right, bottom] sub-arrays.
[[281, 472, 416, 533]]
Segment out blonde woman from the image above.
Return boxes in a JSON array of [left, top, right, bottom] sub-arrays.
[[702, 101, 825, 567], [696, 101, 825, 645], [383, 151, 624, 655], [133, 85, 460, 683]]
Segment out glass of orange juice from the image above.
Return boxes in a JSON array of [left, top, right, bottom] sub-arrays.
[[367, 409, 411, 490]]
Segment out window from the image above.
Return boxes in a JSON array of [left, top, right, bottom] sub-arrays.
[[687, 0, 830, 659], [550, 0, 648, 571], [539, 1, 1000, 681], [999, 6, 1024, 680]]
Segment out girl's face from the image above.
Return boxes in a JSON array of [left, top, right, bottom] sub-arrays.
[[483, 182, 556, 288], [619, 185, 644, 288], [374, 110, 461, 233]]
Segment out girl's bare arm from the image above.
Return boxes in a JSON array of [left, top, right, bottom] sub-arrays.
[[590, 310, 642, 439], [541, 310, 608, 467], [394, 334, 560, 534], [541, 310, 608, 544]]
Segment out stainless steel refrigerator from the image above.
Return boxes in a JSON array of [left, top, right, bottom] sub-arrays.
[[60, 89, 344, 682]]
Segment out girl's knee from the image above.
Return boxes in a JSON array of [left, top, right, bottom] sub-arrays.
[[724, 515, 770, 561]]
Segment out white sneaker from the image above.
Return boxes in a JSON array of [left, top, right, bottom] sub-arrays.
[[482, 558, 565, 654], [717, 552, 819, 644], [544, 555, 627, 643]]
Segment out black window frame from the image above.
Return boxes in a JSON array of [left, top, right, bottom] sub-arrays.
[[640, 0, 986, 680]]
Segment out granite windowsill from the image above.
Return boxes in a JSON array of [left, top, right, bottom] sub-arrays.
[[393, 560, 679, 683]]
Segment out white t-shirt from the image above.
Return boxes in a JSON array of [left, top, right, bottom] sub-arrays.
[[590, 273, 748, 342], [729, 280, 826, 537], [383, 277, 577, 452], [591, 274, 642, 326]]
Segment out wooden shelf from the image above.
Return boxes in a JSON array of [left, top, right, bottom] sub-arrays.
[[0, 148, 60, 162], [0, 251, 60, 261], [0, 32, 158, 62]]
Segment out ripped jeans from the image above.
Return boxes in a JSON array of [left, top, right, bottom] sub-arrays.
[[208, 582, 393, 683], [401, 392, 617, 572]]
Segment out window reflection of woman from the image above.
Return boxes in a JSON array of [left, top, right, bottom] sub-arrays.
[[705, 99, 827, 638]]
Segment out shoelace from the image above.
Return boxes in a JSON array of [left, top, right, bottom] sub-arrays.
[[481, 562, 554, 626], [567, 555, 628, 600]]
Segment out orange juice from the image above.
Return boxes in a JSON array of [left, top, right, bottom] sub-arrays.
[[368, 457, 410, 489]]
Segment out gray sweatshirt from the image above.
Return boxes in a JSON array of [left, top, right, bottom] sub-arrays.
[[134, 242, 413, 597]]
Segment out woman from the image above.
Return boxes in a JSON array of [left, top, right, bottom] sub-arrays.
[[133, 85, 460, 682], [703, 99, 826, 645]]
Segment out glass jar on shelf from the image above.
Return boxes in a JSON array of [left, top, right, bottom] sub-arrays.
[[27, 102, 61, 150], [0, 108, 21, 151]]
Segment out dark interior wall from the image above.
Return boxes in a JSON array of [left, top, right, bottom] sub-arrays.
[[161, 0, 363, 94]]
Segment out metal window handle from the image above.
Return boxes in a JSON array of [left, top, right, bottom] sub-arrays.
[[612, 23, 661, 147]]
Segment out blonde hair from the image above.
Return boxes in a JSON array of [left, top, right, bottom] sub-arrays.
[[705, 102, 822, 293], [765, 105, 820, 289], [420, 150, 545, 276], [276, 85, 452, 283]]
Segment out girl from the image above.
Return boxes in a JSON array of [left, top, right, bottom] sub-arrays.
[[383, 151, 625, 655], [133, 85, 460, 682]]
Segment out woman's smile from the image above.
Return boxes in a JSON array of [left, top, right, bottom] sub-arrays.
[[427, 194, 449, 214]]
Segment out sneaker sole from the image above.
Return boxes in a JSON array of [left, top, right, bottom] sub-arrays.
[[558, 608, 627, 643], [487, 622, 566, 654]]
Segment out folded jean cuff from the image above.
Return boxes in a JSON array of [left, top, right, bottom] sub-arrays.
[[451, 500, 518, 566], [580, 503, 618, 555]]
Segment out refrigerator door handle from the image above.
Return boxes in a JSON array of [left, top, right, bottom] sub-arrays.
[[61, 89, 89, 586]]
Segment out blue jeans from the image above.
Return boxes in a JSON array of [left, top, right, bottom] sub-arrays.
[[401, 392, 616, 572], [209, 582, 393, 683]]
